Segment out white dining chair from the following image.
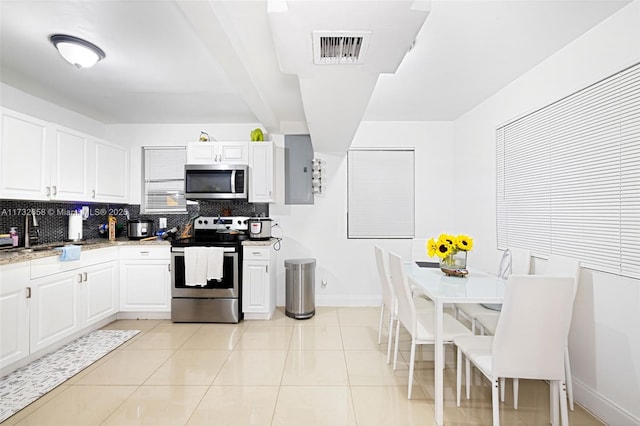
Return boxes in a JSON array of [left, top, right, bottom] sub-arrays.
[[542, 254, 581, 411], [388, 251, 472, 399], [374, 245, 398, 364], [375, 245, 434, 364], [456, 247, 531, 333], [454, 274, 576, 426], [477, 252, 581, 410]]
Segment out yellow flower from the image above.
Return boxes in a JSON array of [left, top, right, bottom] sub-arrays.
[[427, 238, 438, 257], [435, 234, 454, 259], [455, 234, 474, 251], [424, 232, 474, 259]]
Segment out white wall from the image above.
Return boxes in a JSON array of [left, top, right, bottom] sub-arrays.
[[453, 2, 640, 424], [0, 83, 107, 138], [269, 121, 456, 307], [106, 123, 261, 204]]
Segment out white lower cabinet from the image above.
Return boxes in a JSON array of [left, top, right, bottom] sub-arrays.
[[0, 262, 31, 369], [30, 270, 81, 353], [1, 247, 119, 374], [119, 246, 171, 313], [30, 258, 118, 353], [242, 245, 276, 320]]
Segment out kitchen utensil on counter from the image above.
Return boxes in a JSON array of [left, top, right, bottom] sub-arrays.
[[127, 219, 153, 239], [248, 218, 272, 240], [99, 223, 125, 238]]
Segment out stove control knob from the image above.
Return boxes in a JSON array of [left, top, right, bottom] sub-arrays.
[[203, 220, 209, 225], [197, 219, 202, 224]]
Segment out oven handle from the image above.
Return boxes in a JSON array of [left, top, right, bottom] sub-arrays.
[[171, 247, 236, 253]]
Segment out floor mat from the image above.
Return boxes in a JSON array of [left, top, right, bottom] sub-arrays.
[[0, 329, 139, 422]]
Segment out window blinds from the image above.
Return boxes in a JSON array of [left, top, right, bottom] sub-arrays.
[[497, 62, 640, 279], [142, 147, 187, 213], [348, 148, 415, 238]]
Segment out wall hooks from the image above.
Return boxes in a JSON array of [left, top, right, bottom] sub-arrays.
[[311, 158, 324, 194]]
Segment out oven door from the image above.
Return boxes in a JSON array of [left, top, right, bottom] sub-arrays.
[[171, 247, 239, 298]]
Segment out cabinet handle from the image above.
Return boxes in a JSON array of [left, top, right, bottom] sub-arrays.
[[92, 189, 96, 198], [52, 185, 57, 195], [46, 186, 51, 197], [77, 273, 83, 283], [26, 287, 31, 299], [266, 265, 268, 273], [252, 252, 262, 256], [140, 251, 150, 256], [83, 272, 88, 282], [168, 264, 171, 272]]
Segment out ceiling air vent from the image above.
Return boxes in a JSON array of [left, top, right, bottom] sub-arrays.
[[313, 31, 371, 65]]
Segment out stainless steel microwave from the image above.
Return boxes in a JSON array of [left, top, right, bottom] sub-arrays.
[[185, 164, 248, 200]]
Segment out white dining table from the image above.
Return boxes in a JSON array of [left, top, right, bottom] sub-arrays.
[[405, 262, 506, 425]]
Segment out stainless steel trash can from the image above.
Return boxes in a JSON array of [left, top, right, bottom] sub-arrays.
[[285, 258, 316, 319]]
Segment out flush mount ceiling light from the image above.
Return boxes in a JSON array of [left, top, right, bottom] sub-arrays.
[[49, 34, 105, 69]]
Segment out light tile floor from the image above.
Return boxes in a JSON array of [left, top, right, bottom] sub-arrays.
[[2, 307, 604, 426]]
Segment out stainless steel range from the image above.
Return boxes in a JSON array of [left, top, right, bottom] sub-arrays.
[[170, 216, 249, 323]]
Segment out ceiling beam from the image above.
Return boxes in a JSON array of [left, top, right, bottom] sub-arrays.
[[176, 0, 280, 132]]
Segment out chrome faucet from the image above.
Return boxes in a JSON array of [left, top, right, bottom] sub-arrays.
[[24, 211, 39, 248]]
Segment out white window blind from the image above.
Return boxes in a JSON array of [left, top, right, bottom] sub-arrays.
[[348, 148, 415, 238], [142, 147, 187, 213], [497, 62, 640, 279]]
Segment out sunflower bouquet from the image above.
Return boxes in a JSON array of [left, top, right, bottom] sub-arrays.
[[427, 233, 473, 258], [427, 233, 474, 273]]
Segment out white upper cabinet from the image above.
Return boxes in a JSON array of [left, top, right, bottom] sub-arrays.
[[52, 127, 92, 201], [0, 108, 128, 203], [186, 141, 248, 164], [249, 141, 275, 203], [93, 139, 129, 203], [0, 108, 50, 200]]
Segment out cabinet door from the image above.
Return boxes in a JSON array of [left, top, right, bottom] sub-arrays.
[[120, 260, 170, 311], [186, 142, 217, 164], [219, 142, 248, 164], [30, 272, 80, 353], [82, 262, 118, 326], [51, 127, 92, 201], [249, 142, 274, 202], [0, 108, 50, 200], [242, 261, 269, 313], [0, 263, 30, 370], [93, 139, 128, 202]]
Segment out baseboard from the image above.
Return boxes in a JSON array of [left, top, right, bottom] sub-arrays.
[[573, 377, 639, 425], [116, 312, 171, 320], [314, 294, 379, 306]]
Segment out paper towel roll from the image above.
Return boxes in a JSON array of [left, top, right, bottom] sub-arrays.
[[68, 212, 83, 241]]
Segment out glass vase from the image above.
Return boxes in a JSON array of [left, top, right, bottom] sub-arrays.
[[440, 251, 468, 276]]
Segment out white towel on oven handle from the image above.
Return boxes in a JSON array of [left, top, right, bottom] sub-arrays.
[[184, 247, 224, 286], [206, 247, 224, 281]]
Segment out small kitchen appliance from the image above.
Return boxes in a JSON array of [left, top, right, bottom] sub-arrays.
[[127, 219, 154, 239], [248, 218, 272, 240]]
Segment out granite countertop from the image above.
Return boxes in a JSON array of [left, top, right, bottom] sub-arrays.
[[0, 238, 170, 265], [242, 238, 279, 247]]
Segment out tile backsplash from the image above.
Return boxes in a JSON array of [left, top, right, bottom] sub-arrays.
[[0, 199, 268, 245]]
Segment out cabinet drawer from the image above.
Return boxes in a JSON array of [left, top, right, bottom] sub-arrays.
[[243, 246, 270, 260], [119, 245, 169, 260], [31, 247, 118, 279]]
